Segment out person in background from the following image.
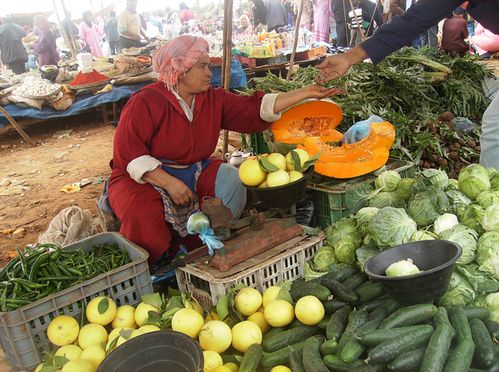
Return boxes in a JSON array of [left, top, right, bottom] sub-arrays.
[[179, 3, 195, 25], [355, 0, 383, 37], [61, 11, 79, 44], [266, 0, 287, 32], [79, 11, 103, 57], [470, 23, 499, 60], [105, 10, 120, 55], [331, 0, 352, 47], [118, 0, 145, 49], [251, 0, 268, 30], [0, 17, 28, 74], [237, 14, 254, 35], [107, 34, 337, 268], [440, 7, 468, 57], [32, 14, 59, 67], [314, 0, 331, 42], [316, 0, 499, 169], [300, 0, 314, 32], [385, 0, 406, 21]]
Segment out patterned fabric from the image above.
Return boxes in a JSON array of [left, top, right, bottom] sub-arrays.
[[152, 35, 209, 90]]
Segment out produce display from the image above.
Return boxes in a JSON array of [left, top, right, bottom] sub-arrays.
[[0, 243, 130, 311]]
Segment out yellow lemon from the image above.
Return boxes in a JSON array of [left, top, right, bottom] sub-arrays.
[[112, 305, 136, 329], [295, 295, 325, 325], [184, 298, 204, 315], [231, 321, 262, 353], [238, 159, 266, 186], [106, 327, 133, 351], [80, 344, 105, 367], [267, 169, 290, 187], [267, 153, 287, 170], [234, 287, 262, 316], [86, 297, 117, 326], [138, 324, 161, 334], [198, 320, 232, 353], [247, 311, 271, 334], [212, 366, 232, 372], [203, 350, 223, 372], [285, 149, 310, 171], [134, 302, 160, 327], [205, 310, 219, 323], [288, 170, 304, 183], [263, 300, 294, 327], [224, 362, 239, 372], [78, 323, 108, 349], [172, 308, 205, 338], [61, 359, 95, 372], [55, 344, 82, 360], [34, 365, 43, 372], [258, 180, 268, 188], [262, 286, 281, 308], [270, 366, 292, 372], [47, 315, 80, 346]]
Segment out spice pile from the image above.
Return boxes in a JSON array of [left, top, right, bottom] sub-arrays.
[[69, 69, 109, 88]]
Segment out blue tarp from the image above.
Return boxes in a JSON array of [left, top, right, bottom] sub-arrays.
[[210, 59, 247, 89], [0, 83, 149, 127]]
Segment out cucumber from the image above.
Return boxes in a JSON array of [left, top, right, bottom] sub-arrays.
[[263, 327, 286, 342], [470, 317, 495, 368], [326, 305, 352, 340], [463, 305, 491, 320], [336, 309, 368, 354], [319, 339, 338, 355], [380, 303, 438, 329], [318, 316, 329, 329], [356, 324, 429, 346], [368, 298, 400, 321], [221, 353, 243, 364], [302, 335, 329, 372], [322, 355, 364, 371], [443, 339, 475, 372], [289, 344, 305, 372], [420, 307, 454, 372], [356, 363, 386, 372], [355, 281, 384, 303], [320, 277, 358, 303], [295, 283, 331, 301], [358, 295, 390, 312], [323, 299, 347, 314], [327, 263, 358, 282], [263, 325, 320, 352], [341, 272, 368, 289], [485, 319, 499, 339], [239, 343, 263, 372], [261, 341, 305, 368], [340, 317, 382, 363], [366, 324, 434, 363], [387, 347, 425, 371], [449, 306, 472, 341]]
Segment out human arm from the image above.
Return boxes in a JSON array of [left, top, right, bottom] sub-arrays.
[[118, 12, 141, 40], [142, 167, 194, 205], [273, 85, 341, 113]]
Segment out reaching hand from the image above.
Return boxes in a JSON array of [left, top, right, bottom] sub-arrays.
[[303, 84, 345, 99], [163, 177, 195, 206], [315, 54, 352, 84]]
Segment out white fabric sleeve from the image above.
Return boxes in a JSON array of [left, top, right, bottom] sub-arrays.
[[260, 93, 282, 122], [126, 155, 162, 184]]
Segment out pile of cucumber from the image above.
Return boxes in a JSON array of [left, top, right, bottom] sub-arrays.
[[236, 263, 499, 372]]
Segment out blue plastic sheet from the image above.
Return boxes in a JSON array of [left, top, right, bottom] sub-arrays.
[[210, 59, 247, 89], [0, 83, 149, 127]]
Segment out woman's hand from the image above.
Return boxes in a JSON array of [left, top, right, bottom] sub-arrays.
[[163, 177, 195, 206], [301, 84, 345, 99]]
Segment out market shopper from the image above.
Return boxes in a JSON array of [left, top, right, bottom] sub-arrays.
[[118, 0, 146, 49], [470, 23, 499, 60], [313, 0, 331, 42], [108, 35, 337, 267], [79, 11, 103, 57], [0, 17, 28, 74], [266, 0, 287, 32], [441, 7, 468, 57], [32, 14, 59, 68], [316, 0, 499, 169], [105, 11, 120, 55]]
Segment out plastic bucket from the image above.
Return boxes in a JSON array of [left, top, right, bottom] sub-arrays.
[[97, 331, 203, 372]]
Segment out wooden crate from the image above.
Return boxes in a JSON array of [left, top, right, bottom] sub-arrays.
[[295, 46, 327, 61]]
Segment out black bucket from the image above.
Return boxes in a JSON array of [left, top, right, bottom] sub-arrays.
[[97, 331, 203, 372], [364, 240, 462, 305]]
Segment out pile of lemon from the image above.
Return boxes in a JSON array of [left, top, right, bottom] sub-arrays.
[[38, 297, 161, 372], [238, 149, 310, 188]]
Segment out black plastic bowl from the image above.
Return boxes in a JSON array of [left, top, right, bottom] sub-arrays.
[[246, 168, 312, 209], [97, 331, 203, 372], [364, 240, 462, 305]]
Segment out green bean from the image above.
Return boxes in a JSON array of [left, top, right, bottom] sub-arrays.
[[15, 248, 28, 277], [28, 252, 51, 282]]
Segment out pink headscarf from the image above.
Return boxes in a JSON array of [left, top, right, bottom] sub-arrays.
[[152, 35, 210, 90]]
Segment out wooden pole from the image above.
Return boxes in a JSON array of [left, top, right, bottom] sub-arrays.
[[57, 0, 78, 60], [286, 0, 305, 80], [222, 0, 233, 157], [0, 107, 37, 146], [347, 0, 366, 42]]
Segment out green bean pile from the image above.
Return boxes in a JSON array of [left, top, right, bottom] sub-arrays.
[[0, 243, 130, 311]]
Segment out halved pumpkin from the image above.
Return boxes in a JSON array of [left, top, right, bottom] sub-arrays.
[[271, 100, 343, 144]]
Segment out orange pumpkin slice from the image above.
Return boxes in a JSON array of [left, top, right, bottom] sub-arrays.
[[271, 100, 343, 144], [300, 122, 395, 179]]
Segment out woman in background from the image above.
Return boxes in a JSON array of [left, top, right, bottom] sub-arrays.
[[33, 14, 59, 67], [79, 11, 103, 57]]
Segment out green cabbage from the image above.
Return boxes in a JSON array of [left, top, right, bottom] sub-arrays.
[[447, 178, 459, 190], [476, 231, 499, 280], [438, 224, 478, 265], [456, 263, 499, 294], [421, 168, 449, 189], [326, 218, 360, 247], [476, 190, 499, 209], [374, 170, 401, 192], [482, 203, 499, 232], [367, 207, 417, 248], [354, 207, 379, 236], [411, 230, 437, 241], [313, 245, 337, 272], [458, 164, 491, 200], [395, 178, 416, 200], [385, 259, 420, 277], [304, 261, 326, 281], [407, 187, 450, 227], [439, 271, 475, 307], [460, 204, 485, 234], [186, 212, 211, 234], [485, 292, 499, 323], [368, 191, 405, 209], [433, 213, 459, 235], [334, 240, 360, 264], [446, 189, 472, 214], [490, 173, 499, 192], [355, 245, 379, 271]]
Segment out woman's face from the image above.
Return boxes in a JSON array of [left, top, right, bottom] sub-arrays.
[[178, 54, 212, 93]]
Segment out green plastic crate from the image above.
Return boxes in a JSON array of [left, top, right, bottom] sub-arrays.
[[308, 159, 415, 228]]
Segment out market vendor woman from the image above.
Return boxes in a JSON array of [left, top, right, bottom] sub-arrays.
[[108, 35, 336, 267]]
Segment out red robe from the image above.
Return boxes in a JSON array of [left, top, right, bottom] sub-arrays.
[[109, 82, 271, 262]]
